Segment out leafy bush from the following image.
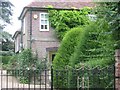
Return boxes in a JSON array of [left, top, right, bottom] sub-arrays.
[[7, 54, 19, 69], [1, 56, 12, 65], [0, 55, 13, 69], [11, 49, 46, 84], [49, 7, 91, 40], [0, 51, 14, 56], [68, 20, 114, 88], [53, 27, 86, 88]]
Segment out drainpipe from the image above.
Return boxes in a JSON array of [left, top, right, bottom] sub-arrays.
[[30, 9, 32, 49]]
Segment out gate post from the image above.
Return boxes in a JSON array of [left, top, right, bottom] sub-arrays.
[[115, 49, 120, 90]]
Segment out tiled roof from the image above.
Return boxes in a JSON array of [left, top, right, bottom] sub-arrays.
[[19, 0, 95, 20], [27, 0, 94, 9]]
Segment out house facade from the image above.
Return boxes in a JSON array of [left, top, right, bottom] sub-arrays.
[[13, 0, 94, 62]]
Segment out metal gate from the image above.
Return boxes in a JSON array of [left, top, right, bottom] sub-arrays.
[[51, 65, 115, 90], [0, 69, 51, 90], [0, 65, 115, 90]]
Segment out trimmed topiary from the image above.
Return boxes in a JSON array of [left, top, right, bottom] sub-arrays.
[[52, 26, 86, 88]]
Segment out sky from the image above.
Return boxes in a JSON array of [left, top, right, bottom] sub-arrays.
[[4, 0, 33, 35]]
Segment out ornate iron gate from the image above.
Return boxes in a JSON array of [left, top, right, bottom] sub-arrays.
[[52, 65, 115, 90]]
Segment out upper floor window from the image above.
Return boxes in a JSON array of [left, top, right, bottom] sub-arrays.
[[40, 13, 49, 31]]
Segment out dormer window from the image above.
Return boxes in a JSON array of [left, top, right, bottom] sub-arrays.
[[40, 13, 49, 31]]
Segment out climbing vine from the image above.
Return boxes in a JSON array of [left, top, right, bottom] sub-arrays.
[[48, 7, 91, 40]]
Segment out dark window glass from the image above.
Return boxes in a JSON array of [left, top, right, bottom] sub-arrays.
[[41, 25, 44, 29], [45, 25, 47, 29]]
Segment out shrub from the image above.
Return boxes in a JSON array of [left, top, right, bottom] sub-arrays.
[[7, 54, 19, 69], [0, 55, 13, 69], [11, 49, 46, 84], [1, 56, 12, 65], [0, 51, 14, 56], [53, 27, 86, 88]]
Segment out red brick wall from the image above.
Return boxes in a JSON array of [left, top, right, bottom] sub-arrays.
[[22, 10, 60, 59], [115, 49, 120, 90]]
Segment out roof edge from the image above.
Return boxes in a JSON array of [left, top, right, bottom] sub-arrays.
[[13, 31, 21, 39], [18, 6, 81, 20]]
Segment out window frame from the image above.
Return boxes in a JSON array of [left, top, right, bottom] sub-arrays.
[[39, 13, 49, 31]]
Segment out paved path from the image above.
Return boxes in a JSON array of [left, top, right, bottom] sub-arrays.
[[0, 70, 50, 89]]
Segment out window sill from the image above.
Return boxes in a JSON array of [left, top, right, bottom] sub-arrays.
[[40, 29, 49, 32]]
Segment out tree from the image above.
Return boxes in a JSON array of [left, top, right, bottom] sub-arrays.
[[0, 0, 13, 30], [94, 2, 120, 49], [0, 31, 14, 51]]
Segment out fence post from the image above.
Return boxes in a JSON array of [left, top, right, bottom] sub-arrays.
[[115, 49, 120, 90]]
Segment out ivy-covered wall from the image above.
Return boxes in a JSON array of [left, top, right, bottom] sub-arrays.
[[49, 7, 91, 40]]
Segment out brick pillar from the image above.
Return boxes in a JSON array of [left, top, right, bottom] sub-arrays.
[[115, 49, 120, 90]]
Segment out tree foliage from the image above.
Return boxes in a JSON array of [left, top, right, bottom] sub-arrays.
[[0, 31, 14, 51], [49, 7, 91, 40], [94, 2, 120, 49], [0, 0, 13, 30]]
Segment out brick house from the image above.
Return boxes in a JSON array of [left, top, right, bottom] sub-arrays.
[[13, 29, 21, 53], [13, 0, 94, 62]]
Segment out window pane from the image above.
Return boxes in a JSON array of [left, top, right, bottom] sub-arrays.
[[41, 20, 44, 24], [45, 20, 48, 24], [45, 25, 47, 29], [45, 14, 48, 19], [41, 25, 44, 29], [41, 14, 44, 18]]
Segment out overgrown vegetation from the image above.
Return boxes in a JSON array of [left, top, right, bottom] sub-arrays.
[[49, 7, 91, 40]]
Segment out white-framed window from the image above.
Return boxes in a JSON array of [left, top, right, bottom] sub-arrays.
[[23, 18, 25, 34], [40, 13, 49, 31]]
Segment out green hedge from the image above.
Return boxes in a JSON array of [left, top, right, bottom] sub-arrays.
[[53, 27, 86, 88], [68, 20, 114, 88]]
